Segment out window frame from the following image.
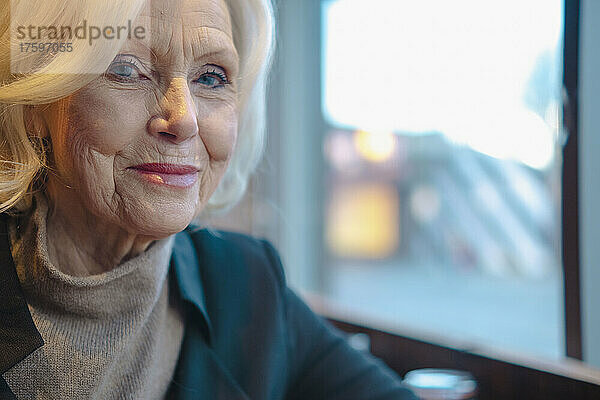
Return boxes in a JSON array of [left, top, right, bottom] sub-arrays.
[[562, 0, 582, 361]]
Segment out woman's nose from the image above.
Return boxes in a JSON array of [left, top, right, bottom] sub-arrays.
[[147, 78, 199, 144]]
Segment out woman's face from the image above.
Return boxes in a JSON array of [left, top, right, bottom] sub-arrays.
[[39, 0, 239, 237]]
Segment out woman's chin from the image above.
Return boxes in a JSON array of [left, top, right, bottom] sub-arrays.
[[112, 201, 199, 238], [137, 210, 198, 237]]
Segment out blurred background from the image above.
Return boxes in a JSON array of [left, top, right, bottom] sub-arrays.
[[207, 0, 566, 361]]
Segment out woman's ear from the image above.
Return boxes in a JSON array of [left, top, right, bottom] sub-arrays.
[[23, 105, 50, 139]]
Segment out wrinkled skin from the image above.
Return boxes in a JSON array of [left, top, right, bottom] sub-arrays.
[[30, 0, 239, 276]]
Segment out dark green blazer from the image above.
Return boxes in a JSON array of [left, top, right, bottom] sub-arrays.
[[0, 214, 416, 399]]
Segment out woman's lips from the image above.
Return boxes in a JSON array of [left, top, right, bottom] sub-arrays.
[[129, 163, 199, 188]]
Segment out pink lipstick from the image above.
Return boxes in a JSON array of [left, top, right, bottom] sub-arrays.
[[129, 163, 199, 188]]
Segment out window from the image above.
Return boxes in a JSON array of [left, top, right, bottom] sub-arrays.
[[317, 0, 565, 359]]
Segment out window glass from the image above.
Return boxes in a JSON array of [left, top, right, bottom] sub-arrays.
[[321, 0, 564, 358]]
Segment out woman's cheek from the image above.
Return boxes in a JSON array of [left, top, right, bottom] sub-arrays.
[[199, 104, 238, 162], [65, 85, 149, 154]]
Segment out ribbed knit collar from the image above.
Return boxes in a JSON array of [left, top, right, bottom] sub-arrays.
[[7, 191, 175, 319]]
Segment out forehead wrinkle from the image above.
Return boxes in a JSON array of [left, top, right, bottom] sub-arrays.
[[147, 15, 233, 41], [138, 20, 234, 61], [141, 0, 233, 38], [181, 9, 232, 38], [188, 27, 238, 64]]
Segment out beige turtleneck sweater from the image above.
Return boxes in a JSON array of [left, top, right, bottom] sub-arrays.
[[2, 192, 186, 400]]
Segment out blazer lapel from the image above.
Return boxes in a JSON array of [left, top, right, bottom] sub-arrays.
[[171, 228, 214, 345], [0, 213, 43, 397], [169, 228, 250, 400]]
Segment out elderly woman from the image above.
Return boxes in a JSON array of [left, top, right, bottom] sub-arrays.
[[0, 0, 416, 399]]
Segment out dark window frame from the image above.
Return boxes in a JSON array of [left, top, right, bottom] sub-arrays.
[[562, 0, 582, 360]]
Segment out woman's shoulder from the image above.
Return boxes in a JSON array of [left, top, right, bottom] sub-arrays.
[[177, 224, 287, 294]]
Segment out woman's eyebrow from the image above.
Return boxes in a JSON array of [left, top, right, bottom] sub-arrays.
[[125, 39, 160, 64], [192, 48, 238, 64]]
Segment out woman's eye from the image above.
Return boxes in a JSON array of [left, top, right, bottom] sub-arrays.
[[111, 64, 135, 78], [194, 70, 230, 89], [106, 61, 147, 81]]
